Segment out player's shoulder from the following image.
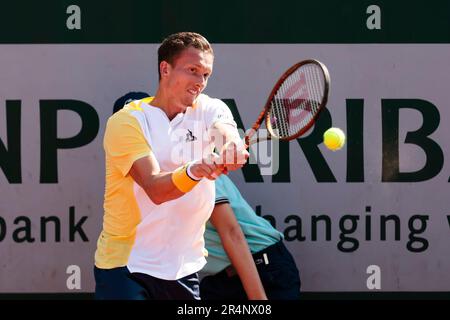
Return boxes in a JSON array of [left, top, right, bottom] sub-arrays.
[[107, 100, 146, 128]]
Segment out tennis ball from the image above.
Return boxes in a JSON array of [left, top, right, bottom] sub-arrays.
[[323, 127, 346, 151]]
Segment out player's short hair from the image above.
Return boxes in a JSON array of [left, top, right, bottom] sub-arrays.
[[157, 32, 213, 80]]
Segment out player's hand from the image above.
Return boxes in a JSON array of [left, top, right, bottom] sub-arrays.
[[189, 154, 226, 180], [218, 139, 249, 171]]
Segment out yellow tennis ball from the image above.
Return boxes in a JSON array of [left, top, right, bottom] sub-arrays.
[[323, 127, 346, 151]]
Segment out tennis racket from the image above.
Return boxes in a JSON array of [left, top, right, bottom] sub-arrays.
[[245, 59, 330, 146]]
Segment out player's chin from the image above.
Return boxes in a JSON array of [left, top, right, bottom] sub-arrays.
[[183, 94, 197, 106]]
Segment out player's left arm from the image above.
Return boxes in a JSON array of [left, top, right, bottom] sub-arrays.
[[206, 99, 248, 171], [212, 122, 249, 171]]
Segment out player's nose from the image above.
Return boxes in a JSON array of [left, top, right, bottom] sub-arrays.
[[194, 82, 205, 93], [195, 75, 207, 89]]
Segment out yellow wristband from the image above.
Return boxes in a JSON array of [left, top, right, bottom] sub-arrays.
[[171, 163, 200, 193]]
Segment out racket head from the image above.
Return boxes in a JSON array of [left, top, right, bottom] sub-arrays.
[[264, 59, 330, 141]]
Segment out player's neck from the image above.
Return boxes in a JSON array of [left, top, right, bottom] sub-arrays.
[[151, 89, 187, 121]]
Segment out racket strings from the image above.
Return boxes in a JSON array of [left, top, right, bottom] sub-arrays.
[[269, 63, 325, 139]]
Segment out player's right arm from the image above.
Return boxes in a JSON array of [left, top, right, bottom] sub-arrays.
[[129, 154, 221, 205], [104, 111, 222, 205]]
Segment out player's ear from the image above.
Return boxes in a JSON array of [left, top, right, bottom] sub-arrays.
[[160, 61, 171, 78]]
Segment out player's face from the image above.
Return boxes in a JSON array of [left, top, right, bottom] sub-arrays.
[[163, 47, 213, 111]]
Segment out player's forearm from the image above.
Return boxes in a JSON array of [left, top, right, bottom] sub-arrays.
[[213, 123, 249, 170], [142, 161, 219, 204], [131, 155, 221, 205], [130, 156, 188, 205], [213, 122, 241, 151], [221, 228, 268, 300], [142, 172, 185, 205]]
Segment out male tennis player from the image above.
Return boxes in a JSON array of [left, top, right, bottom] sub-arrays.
[[94, 32, 249, 300]]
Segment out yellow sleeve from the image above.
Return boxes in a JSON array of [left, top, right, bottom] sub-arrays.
[[140, 96, 154, 104], [104, 111, 151, 176]]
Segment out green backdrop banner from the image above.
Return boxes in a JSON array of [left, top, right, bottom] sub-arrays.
[[0, 0, 449, 43]]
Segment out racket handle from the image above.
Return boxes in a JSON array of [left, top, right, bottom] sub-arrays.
[[244, 128, 257, 147], [245, 135, 272, 147]]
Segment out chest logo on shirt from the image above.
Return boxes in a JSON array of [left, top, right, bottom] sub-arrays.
[[185, 129, 197, 142]]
